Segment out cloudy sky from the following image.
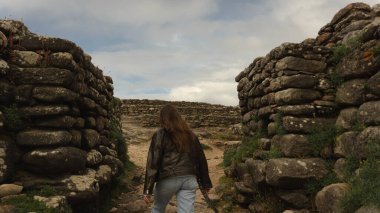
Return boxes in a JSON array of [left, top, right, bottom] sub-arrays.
[[0, 0, 378, 106]]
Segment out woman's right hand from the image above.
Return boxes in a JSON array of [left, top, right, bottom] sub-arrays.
[[143, 194, 153, 204]]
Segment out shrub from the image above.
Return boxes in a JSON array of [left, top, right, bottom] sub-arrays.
[[307, 123, 342, 157], [1, 194, 72, 213], [233, 132, 262, 163], [1, 104, 25, 131], [330, 36, 362, 64], [329, 69, 344, 89], [339, 141, 380, 212], [223, 146, 237, 167], [110, 117, 134, 170], [274, 112, 286, 135]]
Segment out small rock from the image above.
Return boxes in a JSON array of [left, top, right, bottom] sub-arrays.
[[0, 184, 23, 198], [109, 207, 117, 212]]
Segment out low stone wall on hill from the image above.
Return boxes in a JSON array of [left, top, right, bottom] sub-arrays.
[[0, 20, 124, 210], [230, 3, 380, 213], [122, 99, 241, 128]]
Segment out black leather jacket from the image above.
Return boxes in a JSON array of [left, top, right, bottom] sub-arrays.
[[143, 128, 212, 195]]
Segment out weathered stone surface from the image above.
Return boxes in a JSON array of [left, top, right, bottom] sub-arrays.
[[271, 134, 313, 157], [69, 130, 82, 147], [16, 129, 72, 146], [103, 155, 123, 177], [283, 210, 310, 213], [34, 115, 77, 128], [282, 116, 332, 134], [355, 126, 380, 158], [336, 79, 366, 105], [86, 150, 103, 166], [267, 75, 318, 93], [32, 86, 78, 103], [277, 104, 315, 116], [237, 77, 249, 91], [335, 47, 380, 79], [334, 158, 347, 181], [22, 147, 86, 174], [11, 67, 74, 86], [275, 89, 321, 105], [336, 107, 358, 130], [33, 195, 67, 210], [82, 129, 100, 149], [0, 184, 23, 198], [245, 159, 266, 184], [61, 169, 99, 203], [334, 131, 358, 158], [265, 158, 328, 189], [0, 59, 9, 76], [358, 101, 380, 126], [355, 205, 380, 213], [367, 71, 380, 96], [315, 183, 350, 213], [234, 181, 255, 195], [0, 205, 18, 213], [11, 50, 42, 67], [98, 145, 118, 157], [277, 190, 309, 208], [95, 165, 112, 184], [275, 56, 326, 73], [235, 162, 249, 180], [0, 136, 18, 183], [20, 105, 70, 117], [0, 81, 15, 105]]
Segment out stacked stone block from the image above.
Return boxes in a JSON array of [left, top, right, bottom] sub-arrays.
[[0, 20, 123, 205], [232, 3, 380, 213], [122, 99, 240, 127]]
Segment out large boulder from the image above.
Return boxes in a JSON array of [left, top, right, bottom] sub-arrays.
[[86, 149, 103, 167], [34, 116, 77, 128], [271, 134, 313, 157], [16, 129, 72, 146], [11, 50, 42, 67], [32, 86, 78, 103], [358, 101, 380, 126], [0, 184, 23, 198], [19, 105, 70, 117], [11, 67, 74, 86], [82, 129, 100, 149], [265, 158, 328, 189], [336, 79, 366, 106], [275, 56, 326, 73], [315, 183, 350, 213], [334, 131, 358, 157], [354, 126, 380, 158], [282, 116, 332, 134], [336, 107, 358, 130], [245, 159, 266, 184], [60, 169, 99, 203], [274, 89, 321, 105], [22, 147, 87, 174]]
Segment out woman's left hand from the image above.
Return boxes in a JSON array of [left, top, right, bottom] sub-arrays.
[[143, 195, 153, 204]]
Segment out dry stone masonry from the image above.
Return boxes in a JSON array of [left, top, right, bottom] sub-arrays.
[[0, 20, 124, 210], [122, 99, 240, 128], [232, 3, 380, 213]]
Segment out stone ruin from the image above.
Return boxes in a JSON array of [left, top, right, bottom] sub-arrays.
[[122, 99, 241, 128], [231, 3, 380, 213], [0, 20, 124, 211]]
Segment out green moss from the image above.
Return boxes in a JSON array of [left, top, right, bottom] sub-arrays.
[[274, 112, 286, 135], [307, 123, 342, 157], [1, 194, 72, 213], [330, 36, 362, 64], [329, 69, 344, 89], [201, 143, 212, 150], [1, 104, 25, 131]]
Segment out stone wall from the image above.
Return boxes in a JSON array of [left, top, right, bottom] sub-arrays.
[[231, 3, 380, 213], [122, 99, 241, 128], [0, 20, 124, 209]]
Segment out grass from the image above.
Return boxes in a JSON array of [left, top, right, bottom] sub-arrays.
[[330, 36, 362, 64], [274, 112, 286, 135], [218, 176, 236, 213], [339, 141, 380, 212], [329, 69, 344, 89], [1, 104, 25, 131], [265, 147, 283, 159], [307, 123, 342, 157], [110, 117, 133, 169], [342, 154, 360, 181], [232, 132, 262, 163], [223, 146, 237, 167], [201, 143, 212, 150], [1, 194, 72, 213], [27, 185, 63, 197]]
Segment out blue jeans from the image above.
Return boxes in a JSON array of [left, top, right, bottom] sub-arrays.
[[152, 175, 198, 213]]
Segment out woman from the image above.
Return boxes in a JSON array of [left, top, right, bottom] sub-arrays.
[[143, 104, 212, 213]]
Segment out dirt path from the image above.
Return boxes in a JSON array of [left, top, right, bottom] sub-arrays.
[[112, 115, 227, 213]]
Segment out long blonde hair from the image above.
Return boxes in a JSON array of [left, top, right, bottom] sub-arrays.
[[159, 105, 195, 152]]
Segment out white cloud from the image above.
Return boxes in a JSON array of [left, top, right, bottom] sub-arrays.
[[169, 81, 238, 106]]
